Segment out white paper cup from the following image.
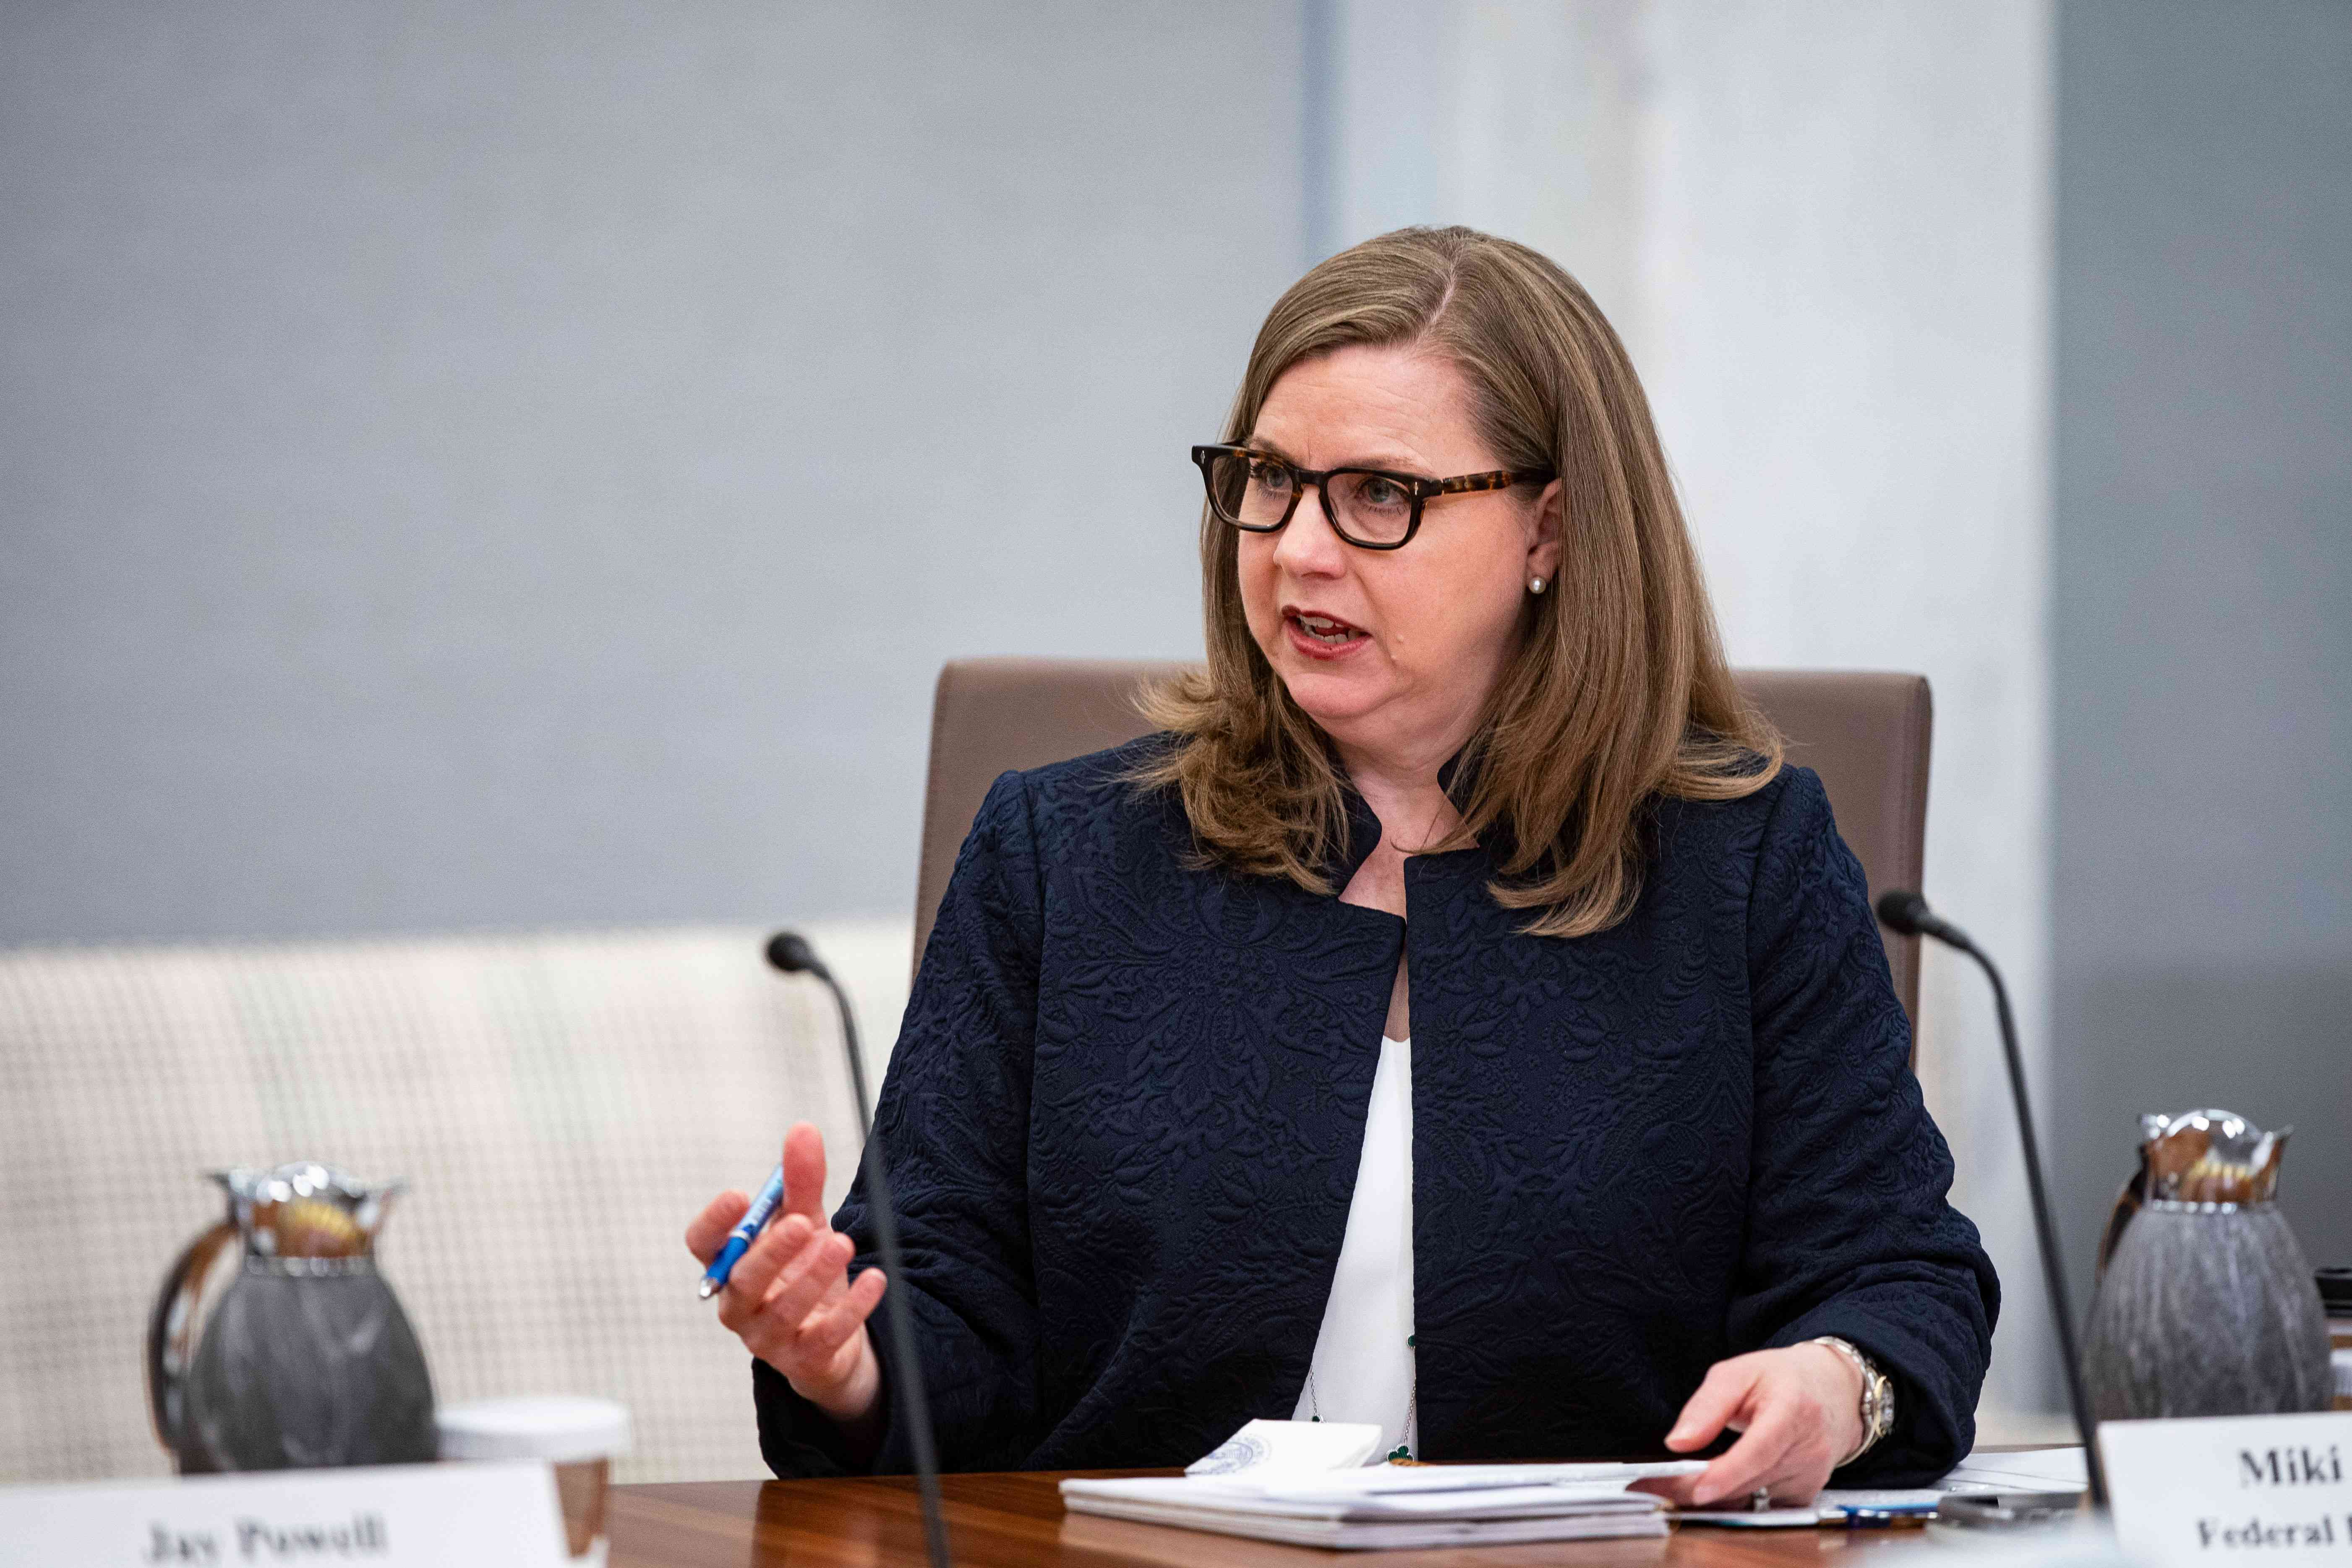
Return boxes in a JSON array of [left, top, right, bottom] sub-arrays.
[[438, 1397, 631, 1563]]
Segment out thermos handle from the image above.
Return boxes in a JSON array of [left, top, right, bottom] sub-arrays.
[[145, 1221, 238, 1457]]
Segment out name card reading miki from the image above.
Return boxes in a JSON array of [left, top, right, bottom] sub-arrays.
[[0, 1461, 569, 1568], [2101, 1412, 2352, 1568]]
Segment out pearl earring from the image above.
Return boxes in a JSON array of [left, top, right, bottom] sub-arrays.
[[1529, 577, 1547, 595]]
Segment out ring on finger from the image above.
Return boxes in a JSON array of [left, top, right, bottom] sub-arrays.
[[1749, 1487, 1773, 1512]]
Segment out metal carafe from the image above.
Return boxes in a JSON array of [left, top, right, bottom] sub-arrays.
[[2083, 1109, 2333, 1419], [146, 1163, 437, 1471]]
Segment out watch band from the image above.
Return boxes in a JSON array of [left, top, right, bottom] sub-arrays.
[[1809, 1336, 1895, 1466]]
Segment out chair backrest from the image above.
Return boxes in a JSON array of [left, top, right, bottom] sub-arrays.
[[915, 658, 1930, 1024]]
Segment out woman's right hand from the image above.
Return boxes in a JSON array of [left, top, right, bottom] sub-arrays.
[[686, 1121, 888, 1427]]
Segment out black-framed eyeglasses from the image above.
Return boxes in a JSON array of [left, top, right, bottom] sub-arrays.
[[1190, 443, 1555, 550]]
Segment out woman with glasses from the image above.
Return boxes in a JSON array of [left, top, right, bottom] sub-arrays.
[[689, 226, 1995, 1506]]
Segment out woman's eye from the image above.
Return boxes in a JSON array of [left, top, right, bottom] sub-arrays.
[[1250, 462, 1292, 491], [1359, 477, 1409, 509]]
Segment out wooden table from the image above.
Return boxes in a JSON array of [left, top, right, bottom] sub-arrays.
[[609, 1472, 1932, 1568]]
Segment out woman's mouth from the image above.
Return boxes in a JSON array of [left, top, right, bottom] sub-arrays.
[[1284, 611, 1370, 659]]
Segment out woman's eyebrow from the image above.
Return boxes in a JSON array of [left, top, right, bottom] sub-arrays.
[[1244, 435, 1434, 474], [1347, 451, 1435, 474]]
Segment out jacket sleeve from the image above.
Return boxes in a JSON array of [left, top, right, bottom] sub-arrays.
[[754, 767, 1044, 1476], [1726, 766, 2001, 1485]]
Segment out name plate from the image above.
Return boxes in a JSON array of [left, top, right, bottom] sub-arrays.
[[0, 1461, 568, 1568], [2101, 1411, 2352, 1567]]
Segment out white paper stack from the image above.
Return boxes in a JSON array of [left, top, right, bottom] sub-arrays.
[[1060, 1421, 1706, 1550], [1939, 1446, 2089, 1495]]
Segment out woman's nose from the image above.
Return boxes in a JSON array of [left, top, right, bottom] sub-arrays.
[[1270, 487, 1350, 577]]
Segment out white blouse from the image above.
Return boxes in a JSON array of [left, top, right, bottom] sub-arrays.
[[1290, 1033, 1417, 1461]]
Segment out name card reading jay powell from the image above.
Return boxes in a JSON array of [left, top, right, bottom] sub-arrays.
[[0, 1461, 568, 1568], [2101, 1412, 2352, 1568]]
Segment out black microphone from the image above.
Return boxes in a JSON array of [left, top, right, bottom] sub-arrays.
[[1876, 891, 2108, 1509], [765, 931, 952, 1568]]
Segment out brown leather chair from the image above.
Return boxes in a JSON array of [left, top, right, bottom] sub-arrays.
[[914, 658, 1931, 1025]]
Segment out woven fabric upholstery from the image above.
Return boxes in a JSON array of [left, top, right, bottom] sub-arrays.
[[0, 918, 910, 1485]]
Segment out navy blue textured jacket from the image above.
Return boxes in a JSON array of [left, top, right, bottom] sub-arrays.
[[754, 737, 1997, 1481]]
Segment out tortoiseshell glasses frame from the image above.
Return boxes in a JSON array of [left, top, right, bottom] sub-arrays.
[[1190, 443, 1556, 550]]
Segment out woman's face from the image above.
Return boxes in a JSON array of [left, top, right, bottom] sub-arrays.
[[1238, 343, 1562, 770]]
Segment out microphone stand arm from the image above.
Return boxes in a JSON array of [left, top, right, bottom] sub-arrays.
[[816, 970, 953, 1568], [1945, 933, 2109, 1509]]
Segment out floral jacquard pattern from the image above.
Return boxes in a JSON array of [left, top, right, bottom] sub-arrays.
[[753, 739, 1997, 1483]]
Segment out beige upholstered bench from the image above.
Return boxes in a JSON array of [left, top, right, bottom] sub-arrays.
[[0, 918, 911, 1485]]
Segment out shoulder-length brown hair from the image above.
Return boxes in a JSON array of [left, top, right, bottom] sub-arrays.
[[1136, 224, 1780, 939]]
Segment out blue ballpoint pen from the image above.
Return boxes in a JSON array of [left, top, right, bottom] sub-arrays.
[[698, 1164, 786, 1300]]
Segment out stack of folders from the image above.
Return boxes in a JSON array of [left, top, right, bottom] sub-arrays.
[[1059, 1421, 1707, 1551]]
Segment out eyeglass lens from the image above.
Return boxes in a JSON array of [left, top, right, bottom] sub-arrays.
[[1205, 451, 1417, 546]]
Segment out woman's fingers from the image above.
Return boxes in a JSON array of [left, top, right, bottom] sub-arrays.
[[760, 1229, 856, 1338], [1690, 1408, 1806, 1505], [1665, 1354, 1763, 1452], [1652, 1346, 1853, 1508], [713, 1213, 816, 1334], [684, 1190, 751, 1266], [845, 1264, 887, 1317], [1634, 1356, 1765, 1507], [688, 1120, 823, 1276], [716, 1218, 867, 1389], [782, 1121, 828, 1224], [685, 1133, 881, 1418], [689, 1133, 878, 1409], [802, 1269, 888, 1365]]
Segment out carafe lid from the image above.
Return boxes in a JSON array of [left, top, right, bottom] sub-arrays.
[[2138, 1109, 2288, 1204], [212, 1162, 404, 1261]]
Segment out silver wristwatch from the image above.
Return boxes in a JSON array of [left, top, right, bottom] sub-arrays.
[[1810, 1336, 1895, 1465]]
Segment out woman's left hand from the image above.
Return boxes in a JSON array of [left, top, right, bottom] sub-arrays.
[[1639, 1344, 1865, 1508]]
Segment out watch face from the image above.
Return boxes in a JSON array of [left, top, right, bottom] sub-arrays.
[[1865, 1368, 1895, 1441]]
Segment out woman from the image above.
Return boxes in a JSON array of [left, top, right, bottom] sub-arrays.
[[686, 226, 1997, 1505]]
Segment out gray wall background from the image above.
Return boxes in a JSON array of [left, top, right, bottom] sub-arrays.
[[1, 2, 1297, 944], [2050, 0, 2352, 1294]]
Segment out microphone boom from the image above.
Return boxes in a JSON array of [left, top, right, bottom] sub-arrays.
[[767, 930, 954, 1567], [1876, 891, 2107, 1509]]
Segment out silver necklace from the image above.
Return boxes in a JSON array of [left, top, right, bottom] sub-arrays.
[[1305, 1333, 1418, 1462]]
